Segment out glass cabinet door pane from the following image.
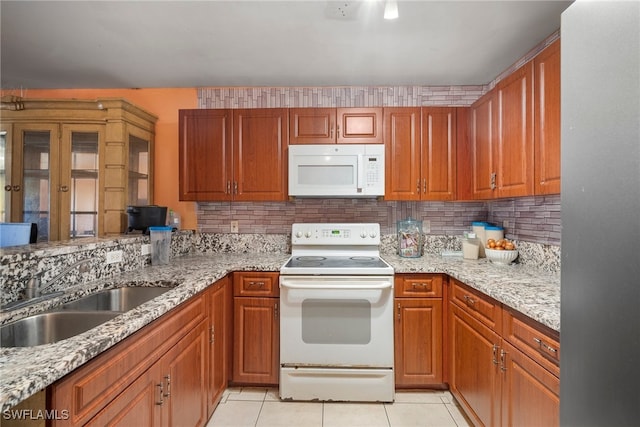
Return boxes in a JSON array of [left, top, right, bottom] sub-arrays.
[[70, 132, 98, 238], [128, 134, 149, 205], [0, 130, 8, 222], [23, 131, 51, 241]]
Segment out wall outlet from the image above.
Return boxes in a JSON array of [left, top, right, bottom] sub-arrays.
[[423, 220, 431, 233], [503, 220, 510, 229], [141, 244, 151, 255], [230, 220, 239, 233], [106, 250, 123, 264]]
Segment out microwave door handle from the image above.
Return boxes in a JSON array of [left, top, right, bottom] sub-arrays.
[[357, 154, 364, 192]]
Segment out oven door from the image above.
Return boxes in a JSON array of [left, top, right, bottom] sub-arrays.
[[279, 275, 394, 367]]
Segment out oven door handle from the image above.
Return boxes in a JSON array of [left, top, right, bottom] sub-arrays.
[[280, 282, 392, 291]]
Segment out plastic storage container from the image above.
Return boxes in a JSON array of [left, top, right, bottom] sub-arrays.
[[462, 232, 480, 260], [149, 226, 172, 265], [471, 221, 491, 258], [397, 218, 423, 258], [485, 225, 505, 243]]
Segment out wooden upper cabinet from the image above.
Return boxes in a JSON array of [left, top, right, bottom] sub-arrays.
[[496, 62, 534, 197], [534, 39, 561, 195], [337, 108, 383, 144], [289, 108, 336, 144], [384, 107, 421, 200], [233, 109, 288, 201], [421, 108, 457, 200], [179, 109, 232, 201], [469, 91, 497, 199], [290, 108, 382, 144], [385, 107, 456, 201]]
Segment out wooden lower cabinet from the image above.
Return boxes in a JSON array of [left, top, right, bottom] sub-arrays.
[[48, 288, 214, 427], [449, 278, 560, 427], [207, 276, 232, 416], [394, 274, 444, 387], [232, 272, 279, 385]]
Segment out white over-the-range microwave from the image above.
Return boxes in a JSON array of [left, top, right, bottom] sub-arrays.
[[288, 144, 385, 197]]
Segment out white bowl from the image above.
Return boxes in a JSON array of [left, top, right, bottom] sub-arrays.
[[485, 248, 518, 265]]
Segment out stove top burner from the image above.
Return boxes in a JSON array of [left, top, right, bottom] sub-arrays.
[[283, 255, 391, 271]]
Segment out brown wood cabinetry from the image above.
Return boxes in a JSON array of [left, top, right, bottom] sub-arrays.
[[384, 108, 457, 200], [232, 272, 279, 385], [207, 276, 232, 417], [534, 39, 561, 195], [1, 98, 156, 239], [49, 293, 209, 426], [449, 278, 560, 426], [495, 62, 535, 198], [179, 109, 232, 201], [289, 108, 382, 144], [468, 91, 497, 199], [394, 274, 444, 387], [178, 108, 288, 201]]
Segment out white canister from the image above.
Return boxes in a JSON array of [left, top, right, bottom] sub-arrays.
[[472, 221, 490, 257], [485, 225, 505, 243], [462, 232, 480, 260]]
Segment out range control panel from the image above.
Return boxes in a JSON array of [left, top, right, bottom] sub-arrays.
[[291, 223, 380, 245]]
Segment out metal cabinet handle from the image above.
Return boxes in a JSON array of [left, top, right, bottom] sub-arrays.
[[164, 375, 171, 397], [226, 181, 231, 194], [463, 295, 476, 306], [12, 185, 21, 192], [336, 124, 340, 138], [330, 124, 334, 139], [490, 173, 497, 190], [397, 302, 401, 320], [500, 349, 507, 372], [274, 302, 278, 319], [59, 185, 69, 192], [248, 281, 265, 288], [492, 344, 499, 365], [423, 178, 427, 193], [234, 181, 238, 194], [533, 337, 558, 354], [4, 185, 11, 191], [416, 179, 421, 193], [210, 325, 215, 344], [156, 383, 164, 405]]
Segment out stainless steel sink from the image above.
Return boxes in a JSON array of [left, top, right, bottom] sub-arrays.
[[0, 311, 120, 347], [0, 286, 173, 347], [58, 286, 172, 312]]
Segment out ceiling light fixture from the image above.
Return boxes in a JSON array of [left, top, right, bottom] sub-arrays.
[[384, 0, 399, 19]]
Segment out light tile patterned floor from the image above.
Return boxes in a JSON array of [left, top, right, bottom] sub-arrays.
[[206, 387, 472, 427]]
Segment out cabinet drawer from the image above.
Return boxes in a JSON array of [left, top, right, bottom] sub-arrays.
[[450, 278, 502, 333], [233, 272, 279, 297], [503, 308, 560, 377], [395, 274, 443, 298]]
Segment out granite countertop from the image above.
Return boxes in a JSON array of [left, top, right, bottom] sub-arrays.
[[0, 252, 559, 411]]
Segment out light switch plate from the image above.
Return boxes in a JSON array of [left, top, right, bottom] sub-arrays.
[[423, 220, 431, 233], [231, 220, 239, 233], [141, 244, 151, 255]]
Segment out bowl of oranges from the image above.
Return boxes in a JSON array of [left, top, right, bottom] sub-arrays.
[[485, 239, 518, 265]]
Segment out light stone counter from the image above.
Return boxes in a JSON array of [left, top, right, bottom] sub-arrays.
[[0, 251, 559, 412]]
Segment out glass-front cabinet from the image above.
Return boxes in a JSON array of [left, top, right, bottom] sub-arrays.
[[0, 97, 156, 242]]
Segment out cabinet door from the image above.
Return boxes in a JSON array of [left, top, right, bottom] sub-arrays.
[[534, 39, 561, 195], [289, 108, 336, 144], [469, 92, 496, 199], [336, 108, 383, 144], [233, 109, 288, 201], [450, 303, 501, 427], [161, 321, 208, 427], [421, 108, 457, 200], [395, 298, 443, 386], [500, 341, 560, 427], [384, 108, 420, 200], [207, 278, 230, 415], [496, 62, 534, 197], [85, 367, 162, 427], [178, 109, 232, 201], [233, 297, 279, 384], [1, 124, 13, 223]]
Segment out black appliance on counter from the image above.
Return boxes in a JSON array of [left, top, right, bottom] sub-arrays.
[[126, 205, 167, 234]]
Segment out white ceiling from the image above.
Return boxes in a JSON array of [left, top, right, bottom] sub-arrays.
[[0, 0, 572, 90]]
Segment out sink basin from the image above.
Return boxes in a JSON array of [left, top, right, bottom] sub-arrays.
[[58, 286, 172, 312], [0, 311, 120, 347]]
